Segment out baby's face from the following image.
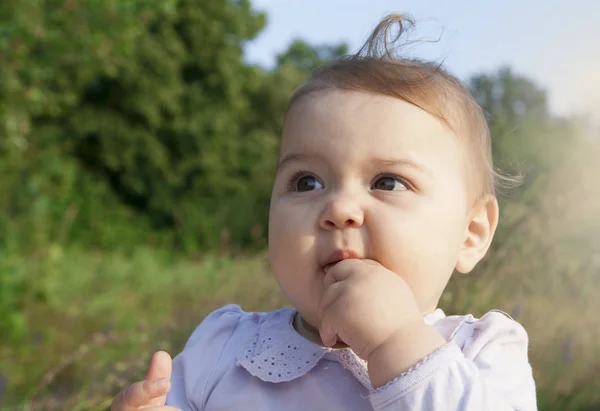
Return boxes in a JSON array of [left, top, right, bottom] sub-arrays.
[[269, 90, 473, 329]]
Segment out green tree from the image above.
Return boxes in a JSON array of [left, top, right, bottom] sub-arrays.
[[277, 40, 348, 72], [0, 0, 349, 254]]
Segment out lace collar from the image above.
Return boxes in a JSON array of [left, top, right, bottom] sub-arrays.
[[236, 307, 446, 389]]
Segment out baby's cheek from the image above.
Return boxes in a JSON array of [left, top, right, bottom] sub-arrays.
[[269, 206, 292, 241], [269, 210, 315, 269]]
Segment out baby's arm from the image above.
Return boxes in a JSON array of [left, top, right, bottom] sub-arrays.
[[369, 311, 537, 411]]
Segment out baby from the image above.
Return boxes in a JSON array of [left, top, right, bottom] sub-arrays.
[[111, 15, 537, 411]]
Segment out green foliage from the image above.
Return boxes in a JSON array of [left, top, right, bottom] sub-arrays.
[[1, 0, 331, 255], [0, 249, 285, 409], [277, 40, 349, 72], [1, 1, 599, 410]]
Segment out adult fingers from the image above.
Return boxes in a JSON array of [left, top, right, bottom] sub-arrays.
[[144, 351, 172, 406], [111, 379, 170, 411]]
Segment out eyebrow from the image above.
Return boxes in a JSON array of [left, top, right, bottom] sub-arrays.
[[277, 153, 432, 176], [276, 153, 314, 172], [371, 158, 433, 176]]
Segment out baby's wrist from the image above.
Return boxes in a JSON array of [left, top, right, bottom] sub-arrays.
[[367, 322, 446, 389]]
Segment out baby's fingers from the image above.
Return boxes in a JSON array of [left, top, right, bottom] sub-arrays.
[[318, 283, 346, 347], [111, 379, 171, 411], [318, 315, 338, 347]]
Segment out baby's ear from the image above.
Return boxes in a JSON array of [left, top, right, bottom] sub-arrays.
[[455, 195, 499, 274]]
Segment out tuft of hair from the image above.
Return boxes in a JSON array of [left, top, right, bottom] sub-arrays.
[[288, 14, 522, 200]]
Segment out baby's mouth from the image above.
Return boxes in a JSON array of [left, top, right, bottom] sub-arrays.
[[321, 249, 362, 274]]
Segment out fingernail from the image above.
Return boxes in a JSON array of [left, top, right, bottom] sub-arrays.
[[319, 329, 333, 347]]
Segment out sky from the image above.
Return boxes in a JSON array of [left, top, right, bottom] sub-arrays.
[[245, 0, 600, 119]]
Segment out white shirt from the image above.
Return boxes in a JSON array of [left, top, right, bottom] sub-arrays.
[[167, 304, 537, 410]]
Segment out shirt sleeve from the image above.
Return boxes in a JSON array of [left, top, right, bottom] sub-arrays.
[[166, 304, 242, 411], [369, 311, 537, 411]]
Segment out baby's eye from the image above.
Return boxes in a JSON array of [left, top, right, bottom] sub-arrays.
[[293, 175, 324, 192], [372, 176, 408, 191]]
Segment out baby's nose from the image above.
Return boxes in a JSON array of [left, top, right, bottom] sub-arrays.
[[319, 195, 364, 230]]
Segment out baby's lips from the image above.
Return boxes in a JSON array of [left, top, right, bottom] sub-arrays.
[[323, 257, 372, 274]]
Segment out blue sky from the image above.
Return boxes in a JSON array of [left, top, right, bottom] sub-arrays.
[[245, 0, 600, 118]]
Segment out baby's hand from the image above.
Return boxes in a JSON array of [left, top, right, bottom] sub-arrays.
[[318, 259, 423, 359], [111, 351, 180, 411], [318, 258, 447, 388]]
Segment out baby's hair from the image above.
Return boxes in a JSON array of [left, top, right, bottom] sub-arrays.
[[288, 14, 521, 200]]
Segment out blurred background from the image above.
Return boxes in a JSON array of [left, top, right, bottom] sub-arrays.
[[0, 0, 598, 410]]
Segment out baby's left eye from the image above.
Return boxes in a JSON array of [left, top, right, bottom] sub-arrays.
[[372, 176, 408, 191]]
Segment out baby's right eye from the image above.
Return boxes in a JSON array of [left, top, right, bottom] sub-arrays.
[[289, 173, 324, 192]]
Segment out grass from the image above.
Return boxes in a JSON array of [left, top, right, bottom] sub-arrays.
[[0, 242, 599, 411], [0, 247, 286, 410]]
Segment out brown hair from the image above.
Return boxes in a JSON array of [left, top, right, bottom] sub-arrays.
[[287, 14, 518, 200]]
